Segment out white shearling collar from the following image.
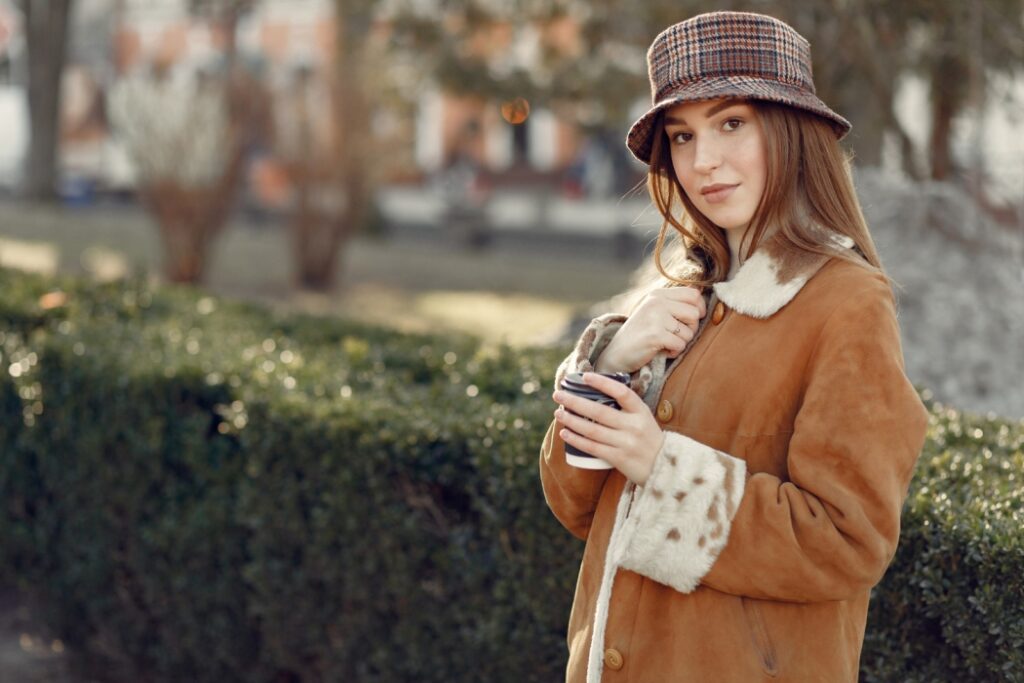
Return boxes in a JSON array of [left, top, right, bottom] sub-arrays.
[[712, 231, 855, 319]]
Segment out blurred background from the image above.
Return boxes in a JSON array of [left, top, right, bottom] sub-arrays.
[[0, 1, 1023, 678], [1, 0, 1023, 343]]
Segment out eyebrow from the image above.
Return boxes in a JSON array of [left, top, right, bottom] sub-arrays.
[[664, 100, 745, 126]]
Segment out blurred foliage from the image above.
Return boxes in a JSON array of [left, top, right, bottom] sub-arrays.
[[386, 0, 1024, 176], [863, 407, 1024, 682], [0, 266, 570, 681], [0, 266, 1022, 681]]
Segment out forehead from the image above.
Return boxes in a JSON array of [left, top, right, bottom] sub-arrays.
[[664, 98, 751, 123]]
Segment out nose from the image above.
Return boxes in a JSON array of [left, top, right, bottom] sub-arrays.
[[692, 136, 721, 174]]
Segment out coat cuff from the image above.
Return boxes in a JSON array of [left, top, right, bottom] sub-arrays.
[[616, 432, 747, 593], [554, 313, 660, 400]]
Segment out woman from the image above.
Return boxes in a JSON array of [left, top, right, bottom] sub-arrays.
[[541, 11, 929, 683]]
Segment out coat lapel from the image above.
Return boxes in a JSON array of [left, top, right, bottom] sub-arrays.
[[713, 230, 855, 318]]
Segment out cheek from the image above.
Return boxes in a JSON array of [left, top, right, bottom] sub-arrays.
[[670, 150, 698, 196], [740, 138, 768, 191], [728, 144, 767, 203]]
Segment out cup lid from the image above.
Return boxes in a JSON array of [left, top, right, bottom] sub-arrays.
[[561, 372, 630, 389]]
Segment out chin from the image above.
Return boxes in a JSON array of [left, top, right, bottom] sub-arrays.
[[696, 205, 748, 229], [708, 215, 752, 232]]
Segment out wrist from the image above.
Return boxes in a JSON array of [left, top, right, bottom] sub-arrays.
[[594, 350, 625, 374]]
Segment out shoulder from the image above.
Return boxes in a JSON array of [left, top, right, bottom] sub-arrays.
[[795, 257, 910, 370], [774, 255, 906, 366], [797, 256, 895, 319]]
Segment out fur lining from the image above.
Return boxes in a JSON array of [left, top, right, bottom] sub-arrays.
[[555, 313, 661, 400], [554, 313, 626, 389], [713, 231, 855, 319], [618, 433, 747, 592], [584, 435, 746, 682], [586, 488, 634, 683]]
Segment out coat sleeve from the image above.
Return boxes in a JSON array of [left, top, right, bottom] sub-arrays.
[[539, 420, 611, 541], [552, 313, 662, 399], [615, 280, 930, 601], [539, 314, 624, 540], [539, 312, 664, 540]]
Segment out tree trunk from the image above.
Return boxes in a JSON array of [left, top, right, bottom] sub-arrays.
[[830, 0, 917, 175], [929, 82, 957, 181], [141, 142, 243, 284], [144, 183, 219, 284], [927, 18, 969, 182], [290, 5, 374, 292], [292, 209, 348, 290], [22, 0, 73, 202], [835, 73, 886, 167], [219, 6, 239, 75]]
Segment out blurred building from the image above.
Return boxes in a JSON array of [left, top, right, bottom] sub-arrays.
[[412, 14, 591, 181], [0, 1, 26, 187], [0, 0, 631, 205]]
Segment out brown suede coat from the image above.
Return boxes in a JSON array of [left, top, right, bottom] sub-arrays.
[[540, 233, 929, 683]]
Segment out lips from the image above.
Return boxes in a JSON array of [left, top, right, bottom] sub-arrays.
[[700, 183, 738, 204]]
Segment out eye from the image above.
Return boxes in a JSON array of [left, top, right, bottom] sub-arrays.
[[723, 118, 744, 132], [668, 131, 692, 145]]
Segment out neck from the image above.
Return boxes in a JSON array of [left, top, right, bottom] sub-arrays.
[[725, 227, 746, 280]]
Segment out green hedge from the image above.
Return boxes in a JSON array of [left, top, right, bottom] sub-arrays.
[[0, 266, 1021, 682], [863, 407, 1024, 682]]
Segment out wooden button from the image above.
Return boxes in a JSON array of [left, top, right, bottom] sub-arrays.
[[604, 648, 624, 671], [711, 300, 726, 325], [656, 399, 674, 423]]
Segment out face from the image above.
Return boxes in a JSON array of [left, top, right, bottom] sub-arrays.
[[663, 99, 768, 236]]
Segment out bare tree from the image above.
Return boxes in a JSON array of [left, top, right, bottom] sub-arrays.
[[103, 0, 264, 284], [188, 0, 256, 71], [273, 2, 376, 291], [18, 0, 74, 202], [110, 72, 245, 283]]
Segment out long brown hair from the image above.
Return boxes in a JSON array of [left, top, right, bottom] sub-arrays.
[[644, 100, 885, 292]]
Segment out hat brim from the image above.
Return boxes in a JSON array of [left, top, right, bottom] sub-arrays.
[[626, 76, 851, 165]]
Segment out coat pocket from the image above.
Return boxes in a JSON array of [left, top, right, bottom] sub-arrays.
[[740, 597, 779, 677]]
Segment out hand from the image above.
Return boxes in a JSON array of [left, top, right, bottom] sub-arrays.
[[595, 286, 706, 374], [552, 372, 666, 485]]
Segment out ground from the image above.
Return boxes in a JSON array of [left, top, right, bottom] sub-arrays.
[[0, 583, 87, 683], [0, 200, 639, 347]]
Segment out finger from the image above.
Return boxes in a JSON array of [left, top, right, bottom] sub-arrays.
[[554, 405, 621, 446], [656, 318, 692, 353], [582, 372, 647, 413], [686, 285, 709, 317], [559, 428, 618, 465], [636, 297, 702, 330], [663, 300, 705, 326], [661, 333, 688, 357], [657, 285, 705, 308], [553, 389, 627, 427], [660, 285, 708, 318], [662, 319, 695, 341]]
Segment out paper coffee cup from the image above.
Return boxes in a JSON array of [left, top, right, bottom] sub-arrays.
[[559, 371, 630, 469]]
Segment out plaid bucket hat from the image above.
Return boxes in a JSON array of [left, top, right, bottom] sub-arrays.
[[626, 11, 851, 164]]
